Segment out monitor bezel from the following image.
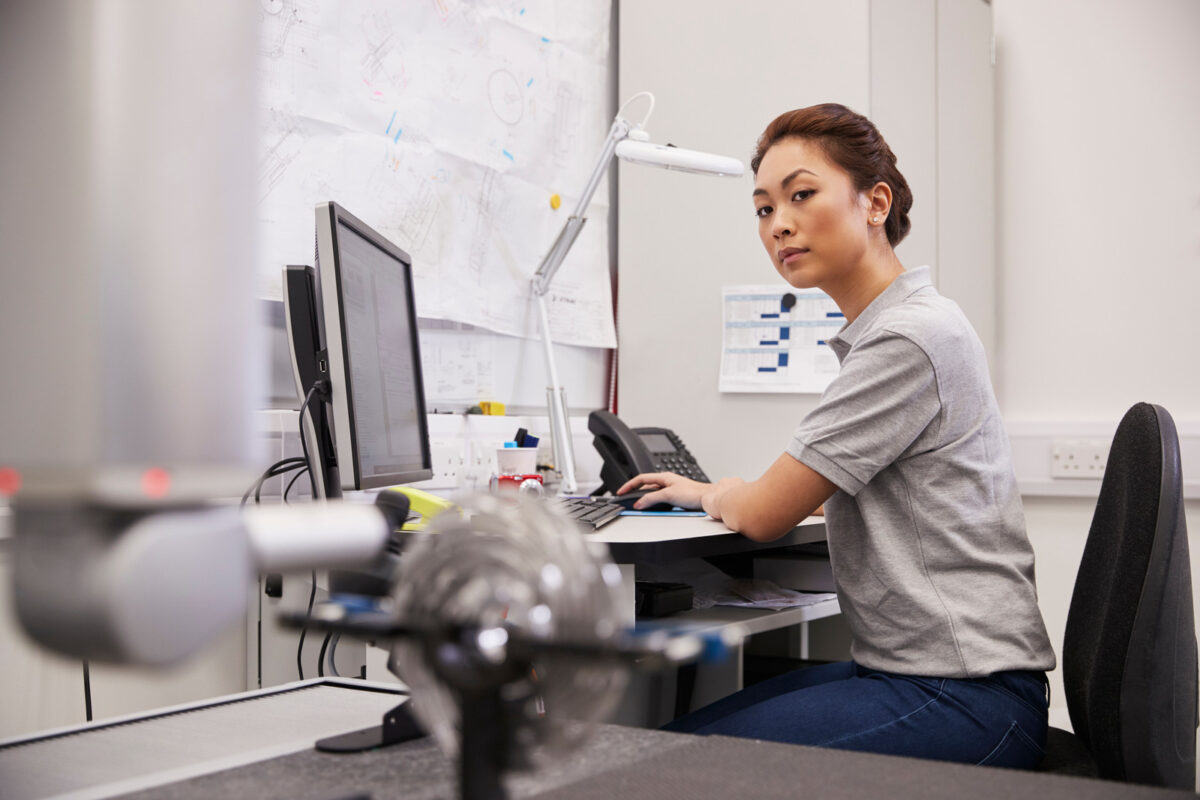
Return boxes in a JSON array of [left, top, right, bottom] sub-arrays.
[[315, 201, 433, 490]]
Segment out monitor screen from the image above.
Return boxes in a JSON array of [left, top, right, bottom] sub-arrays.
[[313, 201, 432, 490]]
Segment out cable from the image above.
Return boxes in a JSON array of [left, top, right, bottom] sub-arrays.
[[279, 461, 317, 679], [327, 634, 342, 678], [283, 467, 309, 502], [297, 382, 328, 499], [617, 90, 656, 128], [255, 461, 304, 506], [240, 457, 305, 693], [317, 631, 332, 678], [241, 457, 307, 507], [296, 569, 317, 681], [270, 383, 327, 680], [82, 661, 92, 722]]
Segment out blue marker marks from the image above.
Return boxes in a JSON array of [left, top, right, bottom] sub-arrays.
[[520, 7, 525, 14], [385, 110, 396, 135], [826, 311, 845, 318], [760, 312, 779, 319], [758, 367, 777, 373], [780, 327, 790, 340], [393, 128, 403, 144], [817, 340, 827, 346], [527, 77, 534, 87], [759, 340, 778, 346], [778, 353, 789, 367], [502, 149, 515, 161], [541, 36, 550, 42]]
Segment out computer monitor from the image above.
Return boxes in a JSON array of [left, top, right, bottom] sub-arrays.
[[284, 201, 432, 499]]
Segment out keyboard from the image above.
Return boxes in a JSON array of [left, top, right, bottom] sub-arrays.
[[549, 496, 625, 531]]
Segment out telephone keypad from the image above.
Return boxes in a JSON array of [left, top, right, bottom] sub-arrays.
[[651, 434, 709, 483]]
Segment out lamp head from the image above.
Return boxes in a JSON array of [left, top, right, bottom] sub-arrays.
[[614, 138, 744, 177]]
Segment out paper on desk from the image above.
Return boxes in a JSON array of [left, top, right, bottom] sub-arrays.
[[638, 558, 837, 611], [695, 579, 837, 611]]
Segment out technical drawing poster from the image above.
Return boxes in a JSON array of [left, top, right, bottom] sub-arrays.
[[257, 0, 616, 348], [719, 285, 844, 394]]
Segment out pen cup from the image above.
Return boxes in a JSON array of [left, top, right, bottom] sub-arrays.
[[496, 447, 538, 476]]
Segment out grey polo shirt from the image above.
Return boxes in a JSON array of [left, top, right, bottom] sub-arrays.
[[787, 266, 1055, 678]]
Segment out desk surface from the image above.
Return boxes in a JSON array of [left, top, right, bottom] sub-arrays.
[[588, 514, 825, 563], [6, 679, 1191, 800]]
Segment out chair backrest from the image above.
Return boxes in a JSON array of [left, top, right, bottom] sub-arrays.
[[1063, 402, 1197, 788]]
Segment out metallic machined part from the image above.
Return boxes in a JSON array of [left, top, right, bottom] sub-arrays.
[[388, 493, 629, 761]]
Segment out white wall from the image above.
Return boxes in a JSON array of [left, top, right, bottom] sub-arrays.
[[616, 0, 872, 481], [993, 0, 1200, 730], [994, 0, 1200, 421], [616, 0, 997, 481]]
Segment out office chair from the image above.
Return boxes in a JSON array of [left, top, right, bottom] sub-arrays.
[[1037, 403, 1198, 788]]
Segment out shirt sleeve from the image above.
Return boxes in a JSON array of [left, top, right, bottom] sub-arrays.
[[787, 331, 941, 496]]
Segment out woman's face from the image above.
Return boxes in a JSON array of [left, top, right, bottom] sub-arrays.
[[752, 137, 872, 290]]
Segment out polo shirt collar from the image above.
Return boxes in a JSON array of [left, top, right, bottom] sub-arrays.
[[827, 266, 933, 359]]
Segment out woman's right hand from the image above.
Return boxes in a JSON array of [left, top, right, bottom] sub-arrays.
[[615, 472, 710, 510]]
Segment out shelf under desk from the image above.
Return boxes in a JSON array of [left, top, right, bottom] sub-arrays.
[[643, 594, 841, 639]]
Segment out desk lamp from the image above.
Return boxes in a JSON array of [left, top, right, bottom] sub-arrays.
[[531, 92, 744, 493]]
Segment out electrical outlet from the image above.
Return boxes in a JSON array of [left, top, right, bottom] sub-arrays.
[[428, 440, 463, 488], [1049, 439, 1109, 479]]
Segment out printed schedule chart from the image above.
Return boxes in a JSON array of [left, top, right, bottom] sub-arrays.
[[720, 285, 844, 394]]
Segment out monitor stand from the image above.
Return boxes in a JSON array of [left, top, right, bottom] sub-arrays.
[[315, 698, 425, 752]]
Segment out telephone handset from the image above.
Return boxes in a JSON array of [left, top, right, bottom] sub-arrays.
[[587, 409, 710, 495]]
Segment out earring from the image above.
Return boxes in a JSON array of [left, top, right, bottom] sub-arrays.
[[872, 216, 879, 223]]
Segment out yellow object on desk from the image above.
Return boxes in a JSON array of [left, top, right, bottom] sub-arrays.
[[385, 485, 458, 530], [478, 401, 506, 415]]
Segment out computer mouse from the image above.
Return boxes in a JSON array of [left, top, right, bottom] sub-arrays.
[[611, 489, 677, 512]]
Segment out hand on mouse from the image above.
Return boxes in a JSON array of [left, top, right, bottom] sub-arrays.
[[616, 472, 708, 510]]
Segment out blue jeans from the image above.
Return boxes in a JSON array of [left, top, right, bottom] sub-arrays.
[[662, 661, 1049, 768]]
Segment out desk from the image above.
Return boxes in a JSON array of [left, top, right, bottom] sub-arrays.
[[2, 679, 1190, 800], [257, 514, 834, 700], [583, 514, 837, 723], [586, 513, 826, 563]]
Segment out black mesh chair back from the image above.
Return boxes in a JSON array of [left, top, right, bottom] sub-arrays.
[[1046, 402, 1197, 787]]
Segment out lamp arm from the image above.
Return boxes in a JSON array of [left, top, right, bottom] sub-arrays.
[[531, 115, 631, 296], [529, 113, 634, 494], [536, 292, 578, 494]]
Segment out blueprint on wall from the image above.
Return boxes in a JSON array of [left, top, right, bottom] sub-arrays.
[[256, 0, 616, 349]]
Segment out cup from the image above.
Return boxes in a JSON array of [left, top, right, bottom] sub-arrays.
[[496, 447, 537, 476]]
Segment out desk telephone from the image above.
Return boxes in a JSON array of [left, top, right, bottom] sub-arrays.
[[588, 410, 710, 494]]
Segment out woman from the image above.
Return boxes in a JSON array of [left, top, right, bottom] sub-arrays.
[[617, 104, 1055, 768]]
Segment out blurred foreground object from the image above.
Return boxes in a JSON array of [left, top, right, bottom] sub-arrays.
[[0, 3, 391, 664], [391, 494, 630, 762], [298, 494, 737, 800]]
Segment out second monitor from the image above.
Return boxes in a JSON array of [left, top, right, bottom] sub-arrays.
[[285, 201, 432, 499]]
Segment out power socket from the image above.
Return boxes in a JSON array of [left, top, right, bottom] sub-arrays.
[[428, 440, 463, 488], [1049, 439, 1109, 479]]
